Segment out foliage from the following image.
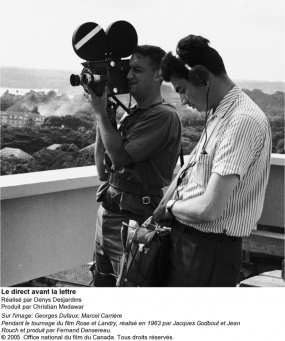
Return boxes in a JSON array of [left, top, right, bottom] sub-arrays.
[[1, 145, 95, 175], [179, 110, 204, 154], [1, 122, 96, 155], [1, 91, 22, 111], [1, 87, 284, 175], [243, 89, 284, 154], [1, 156, 32, 175], [243, 89, 284, 115], [1, 90, 58, 113], [42, 114, 95, 130], [0, 90, 97, 174], [178, 89, 284, 155], [31, 144, 95, 171]]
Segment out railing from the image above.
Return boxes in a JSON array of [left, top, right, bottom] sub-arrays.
[[1, 154, 284, 286]]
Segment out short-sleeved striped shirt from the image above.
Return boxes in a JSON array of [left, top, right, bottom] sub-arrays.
[[173, 85, 272, 237]]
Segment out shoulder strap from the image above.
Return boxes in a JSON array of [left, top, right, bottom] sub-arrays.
[[152, 164, 186, 222], [121, 109, 142, 131], [140, 161, 153, 220], [121, 101, 172, 132]]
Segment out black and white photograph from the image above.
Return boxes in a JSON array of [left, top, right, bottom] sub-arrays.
[[1, 0, 284, 340]]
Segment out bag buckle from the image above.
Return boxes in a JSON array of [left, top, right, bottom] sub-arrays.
[[142, 196, 150, 205]]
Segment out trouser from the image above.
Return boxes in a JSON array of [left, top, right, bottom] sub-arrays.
[[167, 221, 243, 287], [92, 205, 144, 287]]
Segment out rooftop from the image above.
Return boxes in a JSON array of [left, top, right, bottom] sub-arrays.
[[0, 147, 33, 159], [1, 154, 284, 287]]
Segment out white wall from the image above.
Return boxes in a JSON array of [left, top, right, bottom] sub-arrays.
[[1, 155, 284, 286], [1, 166, 101, 286]]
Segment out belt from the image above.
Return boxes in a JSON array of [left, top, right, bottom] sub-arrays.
[[108, 172, 163, 196], [175, 220, 241, 243], [101, 202, 121, 213], [101, 202, 144, 219]]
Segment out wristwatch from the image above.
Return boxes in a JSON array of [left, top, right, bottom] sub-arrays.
[[166, 200, 176, 216]]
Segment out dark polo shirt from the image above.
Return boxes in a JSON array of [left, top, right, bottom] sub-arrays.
[[97, 102, 181, 217]]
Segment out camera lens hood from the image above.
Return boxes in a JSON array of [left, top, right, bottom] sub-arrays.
[[70, 74, 81, 86]]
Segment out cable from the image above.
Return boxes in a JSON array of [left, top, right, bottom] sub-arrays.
[[128, 93, 132, 112], [175, 85, 210, 199], [201, 85, 210, 153]]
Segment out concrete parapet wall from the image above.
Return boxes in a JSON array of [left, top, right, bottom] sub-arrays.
[[1, 155, 284, 286]]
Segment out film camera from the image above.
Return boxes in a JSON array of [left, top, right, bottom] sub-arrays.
[[70, 21, 138, 112]]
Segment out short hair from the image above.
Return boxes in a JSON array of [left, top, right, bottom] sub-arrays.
[[160, 35, 227, 82], [132, 45, 166, 70], [160, 52, 189, 82]]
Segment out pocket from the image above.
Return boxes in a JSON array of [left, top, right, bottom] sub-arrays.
[[192, 152, 214, 187], [102, 185, 122, 208], [221, 260, 242, 271], [219, 259, 242, 286], [221, 239, 242, 268], [178, 232, 200, 265], [96, 182, 110, 202]]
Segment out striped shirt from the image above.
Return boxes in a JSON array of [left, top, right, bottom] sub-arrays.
[[173, 85, 272, 237]]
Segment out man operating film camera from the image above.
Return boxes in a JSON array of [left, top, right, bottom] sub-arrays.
[[71, 21, 182, 286]]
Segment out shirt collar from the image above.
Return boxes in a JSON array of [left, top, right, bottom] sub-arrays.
[[212, 85, 242, 118]]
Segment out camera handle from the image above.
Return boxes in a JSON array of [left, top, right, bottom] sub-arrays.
[[109, 94, 130, 114]]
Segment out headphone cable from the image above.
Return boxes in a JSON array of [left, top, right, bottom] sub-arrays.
[[201, 86, 210, 153]]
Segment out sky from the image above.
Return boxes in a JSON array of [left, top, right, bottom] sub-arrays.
[[0, 0, 284, 82]]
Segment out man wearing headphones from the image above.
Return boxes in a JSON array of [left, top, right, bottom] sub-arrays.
[[154, 35, 272, 287], [87, 45, 181, 286]]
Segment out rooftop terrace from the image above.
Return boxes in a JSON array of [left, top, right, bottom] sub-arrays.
[[1, 154, 284, 287]]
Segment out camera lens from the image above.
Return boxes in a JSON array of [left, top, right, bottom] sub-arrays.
[[70, 74, 81, 86], [82, 73, 92, 86]]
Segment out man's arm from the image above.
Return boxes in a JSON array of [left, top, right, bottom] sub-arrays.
[[88, 85, 133, 167], [95, 126, 108, 181], [164, 172, 239, 224]]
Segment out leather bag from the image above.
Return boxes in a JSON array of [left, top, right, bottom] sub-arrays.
[[118, 217, 171, 287]]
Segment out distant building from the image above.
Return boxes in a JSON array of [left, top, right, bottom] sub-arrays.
[[47, 144, 62, 151], [0, 111, 45, 127], [0, 147, 33, 160], [79, 143, 95, 153]]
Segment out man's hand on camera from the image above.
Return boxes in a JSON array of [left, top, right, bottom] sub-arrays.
[[86, 85, 108, 118], [106, 101, 118, 129]]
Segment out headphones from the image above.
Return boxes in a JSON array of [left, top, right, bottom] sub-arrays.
[[176, 55, 209, 87]]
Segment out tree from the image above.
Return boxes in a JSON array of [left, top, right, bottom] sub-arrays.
[[1, 126, 53, 154], [0, 156, 32, 175], [30, 145, 95, 172], [30, 106, 40, 114], [6, 102, 30, 113], [1, 88, 283, 176], [46, 90, 57, 102], [42, 116, 63, 127], [276, 139, 284, 154], [1, 91, 19, 111], [25, 117, 36, 129], [61, 115, 87, 130]]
